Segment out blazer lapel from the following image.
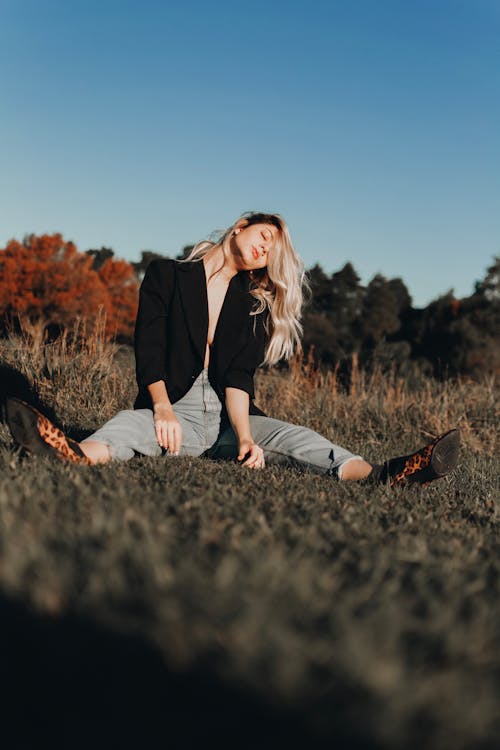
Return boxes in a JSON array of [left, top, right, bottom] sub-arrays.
[[177, 262, 253, 368], [214, 272, 253, 364], [176, 261, 209, 363]]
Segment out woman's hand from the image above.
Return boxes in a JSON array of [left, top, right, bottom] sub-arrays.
[[238, 439, 265, 469], [153, 404, 182, 455]]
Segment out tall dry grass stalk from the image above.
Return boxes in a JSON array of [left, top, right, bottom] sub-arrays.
[[0, 312, 135, 430]]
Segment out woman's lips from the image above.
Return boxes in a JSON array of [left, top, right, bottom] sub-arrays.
[[251, 246, 260, 260]]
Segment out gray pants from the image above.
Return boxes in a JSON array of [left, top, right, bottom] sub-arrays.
[[82, 370, 361, 476]]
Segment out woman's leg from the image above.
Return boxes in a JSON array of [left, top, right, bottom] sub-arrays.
[[6, 398, 205, 465], [7, 372, 221, 465], [81, 407, 209, 463], [211, 416, 365, 479], [81, 371, 220, 463], [210, 418, 459, 486], [80, 409, 162, 462]]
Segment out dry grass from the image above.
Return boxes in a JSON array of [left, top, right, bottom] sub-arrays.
[[256, 350, 498, 459], [0, 313, 133, 429], [0, 321, 499, 749]]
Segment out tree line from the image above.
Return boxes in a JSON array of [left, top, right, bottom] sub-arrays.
[[1, 233, 498, 377], [303, 259, 500, 378]]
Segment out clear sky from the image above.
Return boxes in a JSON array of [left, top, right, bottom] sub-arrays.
[[1, 0, 498, 306]]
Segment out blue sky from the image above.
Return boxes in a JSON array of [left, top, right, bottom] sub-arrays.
[[1, 0, 498, 306]]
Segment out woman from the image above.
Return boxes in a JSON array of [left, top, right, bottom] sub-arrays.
[[6, 212, 459, 485]]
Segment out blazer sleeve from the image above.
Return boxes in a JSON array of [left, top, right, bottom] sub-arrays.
[[134, 259, 174, 388], [224, 311, 268, 399]]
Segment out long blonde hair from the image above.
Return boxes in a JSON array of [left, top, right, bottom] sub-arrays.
[[186, 212, 307, 366]]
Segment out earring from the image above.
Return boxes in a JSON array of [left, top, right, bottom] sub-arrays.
[[234, 228, 241, 235]]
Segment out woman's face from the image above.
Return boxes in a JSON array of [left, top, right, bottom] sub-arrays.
[[230, 222, 279, 271]]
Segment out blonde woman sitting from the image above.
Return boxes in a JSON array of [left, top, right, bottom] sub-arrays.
[[7, 212, 459, 486]]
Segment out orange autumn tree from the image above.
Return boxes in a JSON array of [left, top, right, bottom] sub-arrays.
[[0, 233, 139, 338], [96, 256, 139, 338]]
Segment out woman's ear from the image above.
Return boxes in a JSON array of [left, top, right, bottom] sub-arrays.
[[233, 219, 248, 236]]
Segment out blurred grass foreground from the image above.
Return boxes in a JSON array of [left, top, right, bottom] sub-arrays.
[[0, 320, 498, 749]]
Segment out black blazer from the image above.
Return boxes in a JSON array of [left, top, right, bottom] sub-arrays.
[[133, 259, 267, 419]]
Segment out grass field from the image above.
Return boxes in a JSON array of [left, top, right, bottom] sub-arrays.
[[0, 323, 498, 749]]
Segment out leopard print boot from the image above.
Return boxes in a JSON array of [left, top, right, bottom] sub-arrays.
[[6, 398, 91, 464], [369, 429, 460, 487]]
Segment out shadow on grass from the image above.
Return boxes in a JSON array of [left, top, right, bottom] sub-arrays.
[[0, 592, 381, 750], [0, 363, 43, 414], [0, 364, 91, 443]]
